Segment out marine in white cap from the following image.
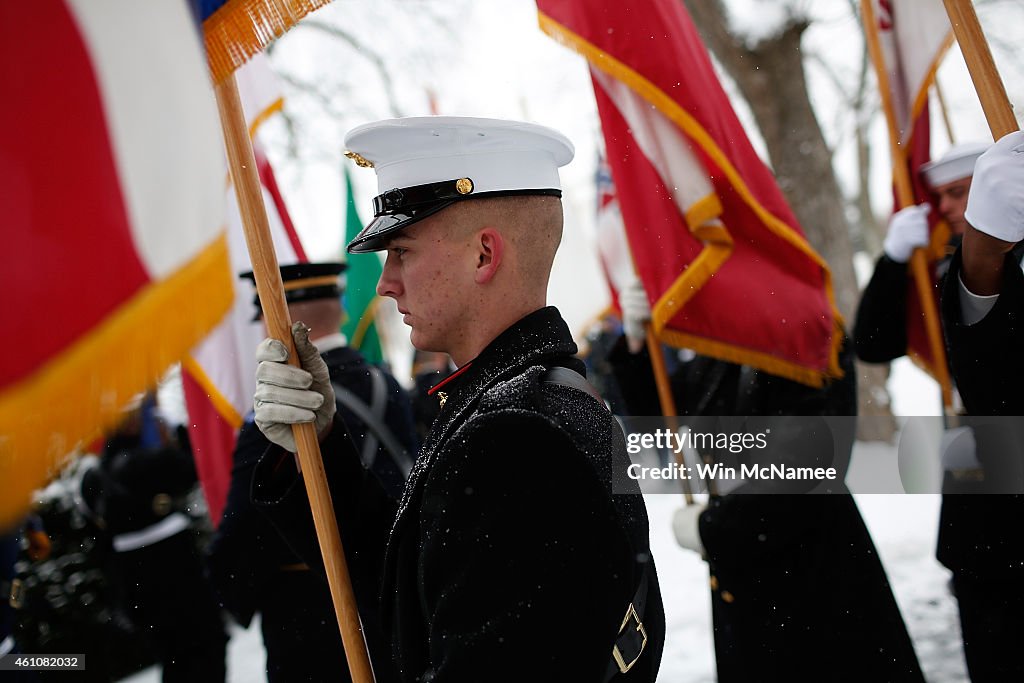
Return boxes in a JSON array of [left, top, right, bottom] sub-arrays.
[[247, 116, 666, 682]]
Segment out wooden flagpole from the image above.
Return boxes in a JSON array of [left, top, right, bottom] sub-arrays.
[[860, 0, 955, 412], [941, 0, 1019, 140], [645, 326, 696, 503], [933, 80, 957, 145], [214, 74, 376, 683]]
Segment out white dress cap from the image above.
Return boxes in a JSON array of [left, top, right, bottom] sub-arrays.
[[343, 116, 574, 253], [920, 142, 990, 188]]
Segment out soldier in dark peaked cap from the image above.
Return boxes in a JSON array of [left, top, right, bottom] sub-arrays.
[[247, 116, 665, 682], [207, 261, 417, 683]]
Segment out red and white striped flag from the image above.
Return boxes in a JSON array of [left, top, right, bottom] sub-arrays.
[[594, 154, 635, 309], [864, 0, 953, 378], [0, 0, 230, 528], [871, 0, 952, 148], [539, 0, 842, 387]]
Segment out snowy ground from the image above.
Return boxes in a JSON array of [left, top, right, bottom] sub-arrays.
[[647, 488, 967, 683], [122, 443, 968, 683]]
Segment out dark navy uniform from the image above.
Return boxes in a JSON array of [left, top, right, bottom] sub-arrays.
[[939, 246, 1024, 682], [1, 529, 20, 661], [611, 338, 925, 682], [856, 236, 1024, 681], [82, 441, 228, 683], [854, 254, 921, 362], [207, 341, 417, 683], [253, 307, 665, 682]]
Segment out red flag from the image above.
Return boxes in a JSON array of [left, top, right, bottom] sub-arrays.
[[539, 0, 842, 387], [0, 0, 231, 528]]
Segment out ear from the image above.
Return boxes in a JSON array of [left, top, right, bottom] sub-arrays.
[[474, 228, 504, 284]]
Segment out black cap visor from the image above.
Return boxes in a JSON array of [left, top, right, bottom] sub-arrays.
[[346, 198, 459, 254], [346, 179, 562, 254]]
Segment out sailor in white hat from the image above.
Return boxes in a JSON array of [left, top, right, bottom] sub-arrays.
[[877, 142, 990, 267], [248, 116, 666, 682], [854, 142, 990, 364]]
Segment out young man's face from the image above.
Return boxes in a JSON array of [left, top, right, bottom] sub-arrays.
[[376, 209, 476, 355], [933, 176, 972, 236]]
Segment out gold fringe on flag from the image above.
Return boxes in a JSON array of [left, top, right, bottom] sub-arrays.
[[540, 11, 845, 387], [0, 235, 234, 530], [204, 0, 333, 83]]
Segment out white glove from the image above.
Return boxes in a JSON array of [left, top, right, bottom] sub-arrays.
[[620, 278, 652, 354], [940, 426, 982, 472], [671, 503, 707, 556], [883, 203, 931, 263], [965, 131, 1024, 243], [254, 321, 337, 452]]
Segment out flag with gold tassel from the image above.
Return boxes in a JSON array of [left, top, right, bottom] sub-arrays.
[[539, 0, 843, 387], [0, 0, 231, 529]]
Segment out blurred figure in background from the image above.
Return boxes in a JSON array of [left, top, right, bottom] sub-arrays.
[[208, 263, 417, 682], [854, 142, 988, 364], [80, 394, 227, 683], [1, 514, 48, 681], [938, 131, 1024, 682], [612, 279, 924, 682]]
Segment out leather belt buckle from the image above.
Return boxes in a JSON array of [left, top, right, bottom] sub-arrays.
[[611, 602, 647, 673]]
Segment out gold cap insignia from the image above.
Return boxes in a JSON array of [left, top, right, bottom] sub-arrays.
[[455, 178, 474, 195], [344, 151, 374, 168]]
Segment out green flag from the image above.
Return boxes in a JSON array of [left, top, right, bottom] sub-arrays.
[[341, 168, 385, 364]]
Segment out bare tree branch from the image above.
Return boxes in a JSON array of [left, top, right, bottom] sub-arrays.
[[296, 19, 405, 118]]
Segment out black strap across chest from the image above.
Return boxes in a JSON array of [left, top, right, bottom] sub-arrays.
[[541, 367, 651, 681]]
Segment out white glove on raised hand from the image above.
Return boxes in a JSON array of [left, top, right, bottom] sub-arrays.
[[883, 203, 931, 263], [254, 321, 336, 452], [620, 278, 652, 354], [965, 130, 1024, 243], [671, 503, 707, 556]]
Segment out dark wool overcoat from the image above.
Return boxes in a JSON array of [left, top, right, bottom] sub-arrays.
[[253, 307, 665, 682], [611, 337, 926, 682]]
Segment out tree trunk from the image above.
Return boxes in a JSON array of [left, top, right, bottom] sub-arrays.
[[682, 0, 896, 440]]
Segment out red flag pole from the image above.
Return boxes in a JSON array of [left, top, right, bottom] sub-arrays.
[[941, 0, 1019, 140], [213, 74, 376, 683], [861, 0, 954, 412]]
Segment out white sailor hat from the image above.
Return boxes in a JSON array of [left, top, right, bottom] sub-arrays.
[[343, 116, 575, 253], [920, 142, 990, 188]]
